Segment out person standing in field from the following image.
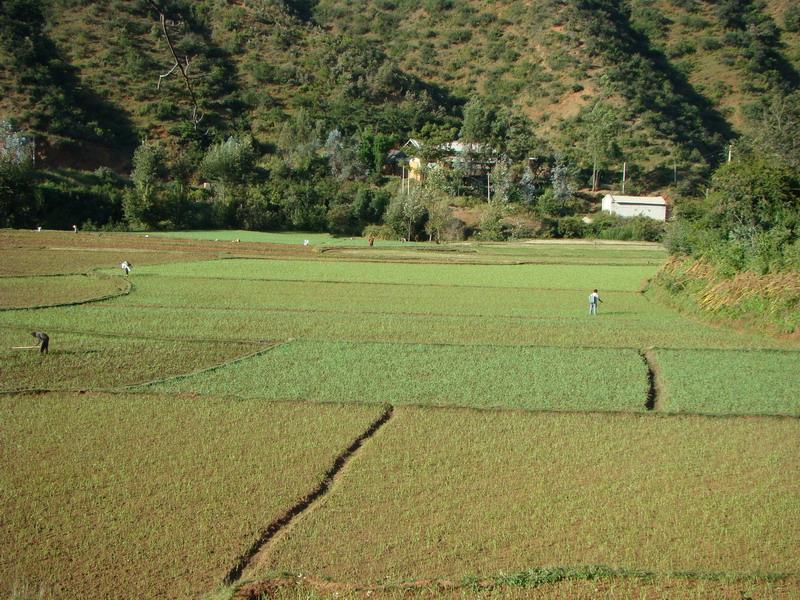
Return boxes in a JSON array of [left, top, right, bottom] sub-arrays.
[[120, 261, 132, 276], [589, 289, 602, 315], [31, 331, 49, 354]]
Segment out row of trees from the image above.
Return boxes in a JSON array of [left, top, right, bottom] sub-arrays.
[[666, 93, 800, 274]]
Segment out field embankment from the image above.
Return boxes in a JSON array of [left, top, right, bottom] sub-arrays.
[[648, 256, 800, 336], [2, 232, 799, 599]]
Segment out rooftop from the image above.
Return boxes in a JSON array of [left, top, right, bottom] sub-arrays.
[[603, 195, 666, 206]]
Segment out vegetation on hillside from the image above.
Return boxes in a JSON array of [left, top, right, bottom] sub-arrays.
[[0, 0, 798, 243]]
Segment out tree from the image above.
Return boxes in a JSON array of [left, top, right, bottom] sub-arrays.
[[124, 140, 166, 227], [144, 0, 204, 128], [425, 198, 450, 242], [460, 98, 495, 145], [385, 183, 427, 241], [748, 92, 800, 171], [584, 102, 622, 191], [709, 156, 797, 237], [0, 125, 36, 227], [276, 109, 323, 173], [201, 136, 255, 195], [323, 129, 363, 181], [519, 166, 538, 207], [551, 156, 575, 207], [490, 157, 512, 204]]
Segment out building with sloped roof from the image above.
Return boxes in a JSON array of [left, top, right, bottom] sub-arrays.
[[601, 194, 667, 221]]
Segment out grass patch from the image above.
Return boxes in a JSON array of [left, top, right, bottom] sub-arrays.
[[116, 277, 664, 317], [231, 572, 800, 598], [655, 348, 800, 415], [0, 329, 266, 390], [0, 393, 386, 600], [147, 341, 649, 412], [261, 407, 800, 582], [0, 274, 127, 308], [0, 301, 791, 350], [132, 258, 657, 292]]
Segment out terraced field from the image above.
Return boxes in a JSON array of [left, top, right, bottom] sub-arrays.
[[1, 230, 798, 599]]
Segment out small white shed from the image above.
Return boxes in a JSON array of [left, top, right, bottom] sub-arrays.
[[601, 195, 667, 221]]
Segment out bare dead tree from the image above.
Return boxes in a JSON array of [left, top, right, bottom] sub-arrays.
[[145, 0, 203, 129]]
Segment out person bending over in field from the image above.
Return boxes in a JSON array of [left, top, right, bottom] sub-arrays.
[[589, 289, 602, 315], [32, 331, 49, 354], [120, 260, 132, 276]]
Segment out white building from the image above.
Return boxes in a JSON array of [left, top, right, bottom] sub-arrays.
[[601, 195, 667, 221]]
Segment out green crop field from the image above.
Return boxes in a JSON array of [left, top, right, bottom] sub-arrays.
[[127, 257, 657, 291], [147, 340, 649, 412], [0, 392, 386, 599], [1, 231, 798, 599], [655, 349, 800, 416], [0, 274, 127, 308], [261, 407, 800, 581]]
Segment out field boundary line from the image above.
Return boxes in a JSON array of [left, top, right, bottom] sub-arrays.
[[123, 341, 290, 390], [0, 273, 132, 311], [640, 348, 664, 411], [222, 405, 395, 587], [131, 272, 642, 293], [104, 302, 651, 322], [0, 325, 274, 345], [3, 322, 797, 351], [2, 389, 798, 420], [131, 391, 800, 421], [229, 566, 799, 599]]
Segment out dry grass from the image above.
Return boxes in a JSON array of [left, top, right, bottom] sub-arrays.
[[0, 393, 386, 600]]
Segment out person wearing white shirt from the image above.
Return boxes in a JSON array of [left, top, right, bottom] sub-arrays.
[[589, 289, 602, 315]]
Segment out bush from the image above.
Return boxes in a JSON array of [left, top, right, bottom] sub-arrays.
[[362, 223, 399, 240], [0, 155, 37, 228]]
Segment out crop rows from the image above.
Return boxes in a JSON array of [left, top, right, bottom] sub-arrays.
[[0, 274, 127, 308], [0, 393, 386, 599], [147, 340, 650, 412], [654, 349, 800, 415], [260, 407, 800, 583], [0, 329, 265, 391], [128, 258, 657, 291]]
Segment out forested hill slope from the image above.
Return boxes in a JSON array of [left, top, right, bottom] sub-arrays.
[[1, 0, 798, 183]]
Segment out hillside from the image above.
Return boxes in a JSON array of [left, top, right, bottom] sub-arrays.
[[1, 0, 798, 186]]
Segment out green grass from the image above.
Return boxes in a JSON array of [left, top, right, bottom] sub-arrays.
[[232, 574, 800, 599], [0, 274, 127, 308], [0, 393, 386, 600], [261, 407, 800, 582], [115, 276, 661, 317], [148, 230, 406, 247], [1, 300, 789, 351], [146, 340, 649, 412], [126, 258, 657, 292], [2, 231, 799, 598], [0, 329, 267, 391], [655, 349, 800, 416]]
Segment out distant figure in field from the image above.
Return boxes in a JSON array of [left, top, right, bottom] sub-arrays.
[[589, 289, 603, 315], [72, 224, 78, 233], [303, 239, 310, 246], [36, 226, 42, 232], [32, 331, 49, 354], [368, 234, 375, 247], [120, 260, 132, 276]]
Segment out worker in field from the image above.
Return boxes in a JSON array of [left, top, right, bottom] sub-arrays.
[[31, 331, 50, 354], [589, 289, 603, 315], [120, 260, 132, 276]]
